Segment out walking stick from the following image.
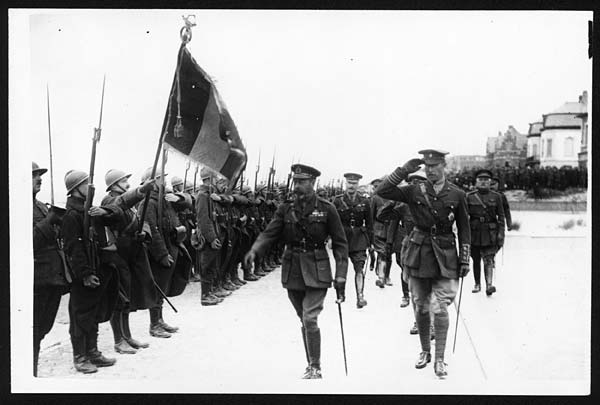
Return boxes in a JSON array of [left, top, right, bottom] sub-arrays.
[[452, 276, 465, 354], [337, 302, 348, 376]]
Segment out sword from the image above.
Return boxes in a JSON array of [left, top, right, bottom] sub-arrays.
[[452, 276, 465, 354], [337, 302, 348, 376]]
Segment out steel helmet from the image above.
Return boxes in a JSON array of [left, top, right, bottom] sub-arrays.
[[32, 161, 48, 175], [105, 169, 132, 192], [200, 166, 213, 181], [171, 176, 184, 187], [64, 170, 89, 194], [140, 167, 168, 184]]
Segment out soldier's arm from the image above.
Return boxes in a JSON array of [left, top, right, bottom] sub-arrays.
[[364, 197, 374, 245], [376, 168, 412, 203], [62, 213, 94, 279], [251, 204, 286, 257], [114, 186, 148, 210], [196, 193, 218, 244], [326, 203, 349, 283], [386, 217, 399, 246], [495, 193, 506, 242], [145, 200, 170, 262], [33, 215, 56, 251], [502, 193, 512, 229], [455, 191, 471, 264]]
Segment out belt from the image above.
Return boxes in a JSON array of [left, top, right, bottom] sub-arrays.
[[415, 225, 452, 236], [287, 240, 326, 251]]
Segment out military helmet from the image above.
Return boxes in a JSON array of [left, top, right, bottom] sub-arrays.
[[200, 166, 213, 181], [171, 176, 184, 187], [105, 169, 132, 192], [64, 170, 89, 194], [140, 167, 168, 183], [32, 161, 48, 175]]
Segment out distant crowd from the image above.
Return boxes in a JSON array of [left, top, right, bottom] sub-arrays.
[[448, 165, 588, 193]]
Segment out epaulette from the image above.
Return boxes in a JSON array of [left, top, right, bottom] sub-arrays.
[[317, 196, 333, 205]]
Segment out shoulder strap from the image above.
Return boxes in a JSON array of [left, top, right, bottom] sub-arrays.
[[472, 192, 488, 210], [419, 182, 440, 222]]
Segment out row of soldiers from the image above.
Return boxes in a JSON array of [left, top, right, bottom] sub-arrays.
[[32, 161, 284, 376], [449, 164, 587, 193]]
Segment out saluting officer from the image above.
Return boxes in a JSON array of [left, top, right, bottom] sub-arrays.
[[244, 164, 348, 379], [332, 173, 373, 309], [467, 169, 506, 295], [376, 149, 471, 378], [32, 162, 70, 377]]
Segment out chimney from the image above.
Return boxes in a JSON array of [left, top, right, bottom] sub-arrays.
[[580, 90, 588, 106]]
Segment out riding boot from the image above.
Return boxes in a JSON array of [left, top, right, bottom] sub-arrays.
[[304, 329, 322, 379], [355, 271, 367, 308], [87, 330, 116, 367], [375, 255, 385, 288], [433, 310, 449, 363], [484, 262, 496, 296], [122, 310, 149, 349], [110, 311, 137, 354], [384, 259, 393, 286], [301, 327, 311, 378], [72, 335, 97, 374]]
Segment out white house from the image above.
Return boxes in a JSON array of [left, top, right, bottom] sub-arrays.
[[526, 120, 543, 167], [539, 91, 587, 168]]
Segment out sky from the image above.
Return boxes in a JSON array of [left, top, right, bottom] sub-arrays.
[[11, 9, 592, 204]]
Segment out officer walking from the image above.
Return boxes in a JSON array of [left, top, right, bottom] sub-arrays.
[[376, 150, 471, 378], [370, 177, 393, 288], [332, 173, 372, 309], [244, 164, 348, 379], [32, 162, 70, 376], [467, 169, 506, 295]]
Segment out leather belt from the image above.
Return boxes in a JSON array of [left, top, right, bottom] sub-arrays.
[[415, 225, 452, 236]]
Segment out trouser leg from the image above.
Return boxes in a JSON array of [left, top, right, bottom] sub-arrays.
[[471, 247, 482, 286], [430, 277, 459, 361]]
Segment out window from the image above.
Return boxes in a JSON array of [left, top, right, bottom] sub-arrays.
[[532, 143, 538, 158], [546, 139, 552, 158], [541, 139, 545, 157], [565, 137, 574, 157]]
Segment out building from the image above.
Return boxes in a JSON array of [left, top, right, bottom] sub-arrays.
[[576, 93, 589, 169], [446, 155, 487, 172], [486, 125, 528, 167], [526, 120, 543, 167], [539, 91, 587, 168]]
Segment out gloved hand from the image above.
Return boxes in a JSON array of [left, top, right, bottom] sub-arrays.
[[244, 250, 256, 269], [165, 193, 180, 203], [160, 254, 174, 268], [334, 280, 346, 303], [458, 263, 470, 278], [134, 230, 148, 243], [211, 238, 222, 250], [402, 158, 425, 174], [83, 274, 100, 288], [139, 178, 156, 194], [88, 206, 109, 217]]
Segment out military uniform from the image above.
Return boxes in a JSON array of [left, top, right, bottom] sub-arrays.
[[370, 178, 393, 288], [247, 164, 348, 379], [32, 162, 70, 376], [332, 173, 372, 308], [468, 169, 506, 295], [377, 150, 471, 378]]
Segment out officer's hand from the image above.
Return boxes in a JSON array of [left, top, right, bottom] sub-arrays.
[[89, 206, 108, 217], [134, 231, 148, 243], [139, 178, 156, 194], [47, 210, 63, 226], [244, 250, 256, 269], [211, 238, 222, 250], [165, 193, 180, 203], [83, 274, 100, 288], [458, 263, 470, 278], [402, 158, 425, 174], [334, 280, 346, 303], [507, 226, 512, 232], [160, 254, 174, 268]]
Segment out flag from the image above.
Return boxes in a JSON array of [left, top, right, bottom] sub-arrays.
[[162, 44, 247, 184]]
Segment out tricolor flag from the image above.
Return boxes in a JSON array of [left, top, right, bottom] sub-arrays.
[[162, 44, 247, 184]]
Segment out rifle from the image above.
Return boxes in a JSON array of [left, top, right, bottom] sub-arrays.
[[183, 160, 191, 191], [254, 149, 261, 192], [193, 165, 199, 194], [82, 75, 106, 276], [239, 169, 245, 191]]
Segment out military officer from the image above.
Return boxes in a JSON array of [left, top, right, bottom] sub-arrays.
[[491, 176, 512, 231], [376, 149, 471, 378], [171, 176, 184, 193], [32, 162, 70, 376], [332, 173, 373, 308], [370, 177, 393, 288], [244, 164, 348, 379], [468, 169, 506, 295]]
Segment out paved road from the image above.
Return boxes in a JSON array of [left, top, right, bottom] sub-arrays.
[[35, 233, 589, 395]]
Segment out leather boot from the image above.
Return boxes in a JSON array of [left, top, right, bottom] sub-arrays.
[[415, 351, 431, 369], [213, 285, 232, 298], [434, 360, 448, 378], [400, 295, 410, 308], [122, 311, 149, 349], [232, 278, 245, 287], [110, 312, 137, 354], [472, 283, 481, 293], [384, 259, 393, 286], [375, 256, 385, 288], [158, 306, 179, 333], [410, 321, 419, 335], [484, 264, 496, 296], [72, 335, 97, 374], [301, 327, 311, 378], [254, 261, 267, 276], [87, 330, 116, 367], [243, 265, 260, 281], [201, 293, 220, 306], [149, 307, 171, 338], [303, 329, 322, 379], [223, 279, 239, 291], [355, 271, 367, 308]]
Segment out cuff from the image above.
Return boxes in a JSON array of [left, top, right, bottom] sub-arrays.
[[459, 244, 470, 264], [387, 167, 408, 185]]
